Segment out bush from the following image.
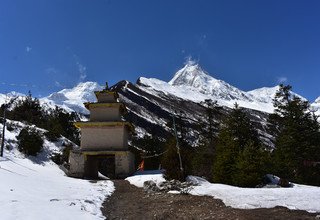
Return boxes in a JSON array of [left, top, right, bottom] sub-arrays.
[[51, 143, 74, 165], [17, 127, 43, 156], [44, 130, 61, 142], [6, 122, 15, 132], [161, 137, 184, 181]]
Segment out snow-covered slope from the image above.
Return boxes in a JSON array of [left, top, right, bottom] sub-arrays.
[[311, 96, 320, 116], [0, 91, 25, 106], [138, 61, 316, 114], [138, 62, 278, 113], [169, 61, 253, 102], [247, 86, 280, 104], [0, 120, 114, 219], [40, 82, 104, 114]]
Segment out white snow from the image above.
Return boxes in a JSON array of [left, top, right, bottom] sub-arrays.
[[126, 174, 320, 213], [0, 157, 114, 220], [138, 76, 275, 113], [126, 174, 165, 188], [0, 121, 114, 220], [40, 81, 104, 115], [137, 61, 318, 114]]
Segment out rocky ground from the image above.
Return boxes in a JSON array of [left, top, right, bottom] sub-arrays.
[[101, 180, 318, 220]]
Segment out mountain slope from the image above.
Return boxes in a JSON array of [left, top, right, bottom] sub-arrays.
[[40, 82, 103, 114], [0, 119, 113, 219]]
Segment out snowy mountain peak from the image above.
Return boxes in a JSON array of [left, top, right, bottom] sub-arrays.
[[49, 81, 103, 102], [168, 61, 211, 87], [247, 86, 280, 104], [42, 81, 104, 114]]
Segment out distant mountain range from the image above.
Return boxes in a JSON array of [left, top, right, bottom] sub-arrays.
[[1, 61, 319, 146]]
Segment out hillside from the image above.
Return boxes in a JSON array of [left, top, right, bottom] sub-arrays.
[[0, 119, 114, 219]]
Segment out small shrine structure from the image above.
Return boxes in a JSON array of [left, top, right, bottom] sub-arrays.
[[68, 83, 135, 179]]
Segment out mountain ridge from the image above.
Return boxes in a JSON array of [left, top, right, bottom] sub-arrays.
[[0, 62, 319, 116]]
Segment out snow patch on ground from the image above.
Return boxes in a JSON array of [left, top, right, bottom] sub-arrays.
[[126, 174, 320, 213], [126, 174, 166, 188], [0, 120, 114, 220]]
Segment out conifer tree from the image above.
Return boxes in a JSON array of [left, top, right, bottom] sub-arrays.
[[192, 99, 221, 180], [11, 91, 44, 126], [270, 84, 320, 184], [161, 137, 184, 181], [233, 141, 270, 187], [213, 103, 267, 186]]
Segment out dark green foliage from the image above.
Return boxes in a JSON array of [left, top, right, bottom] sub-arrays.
[[200, 99, 222, 143], [212, 129, 238, 184], [10, 91, 44, 126], [6, 94, 80, 145], [161, 137, 184, 181], [212, 104, 269, 187], [192, 100, 221, 180], [17, 126, 44, 156], [233, 141, 271, 187], [160, 133, 193, 181], [269, 84, 320, 185], [46, 107, 80, 144], [191, 141, 214, 180]]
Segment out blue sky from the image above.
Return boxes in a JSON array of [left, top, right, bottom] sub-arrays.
[[0, 0, 320, 101]]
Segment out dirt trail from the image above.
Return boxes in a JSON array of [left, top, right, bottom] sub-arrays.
[[102, 180, 317, 220]]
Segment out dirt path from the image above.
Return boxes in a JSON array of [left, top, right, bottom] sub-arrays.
[[101, 180, 317, 220]]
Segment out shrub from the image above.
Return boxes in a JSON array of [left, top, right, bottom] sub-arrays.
[[17, 127, 43, 156]]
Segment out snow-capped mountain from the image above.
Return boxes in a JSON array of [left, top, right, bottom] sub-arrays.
[[311, 96, 320, 115], [0, 62, 319, 146], [138, 62, 279, 113], [1, 62, 314, 116], [169, 60, 252, 102], [40, 82, 104, 114]]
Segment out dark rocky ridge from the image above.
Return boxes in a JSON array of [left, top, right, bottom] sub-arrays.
[[110, 80, 273, 148]]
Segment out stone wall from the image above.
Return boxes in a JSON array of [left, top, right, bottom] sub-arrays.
[[90, 107, 121, 122], [68, 151, 85, 178], [80, 126, 129, 150], [115, 151, 135, 178]]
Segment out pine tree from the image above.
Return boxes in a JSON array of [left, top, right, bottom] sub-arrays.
[[233, 141, 270, 187], [213, 103, 267, 186], [270, 84, 320, 185], [11, 91, 44, 126], [161, 137, 184, 181], [192, 99, 221, 180], [212, 129, 238, 184]]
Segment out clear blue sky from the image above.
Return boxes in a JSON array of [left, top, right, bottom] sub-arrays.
[[1, 0, 320, 101]]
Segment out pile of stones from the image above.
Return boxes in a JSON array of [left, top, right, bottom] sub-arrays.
[[143, 179, 195, 194]]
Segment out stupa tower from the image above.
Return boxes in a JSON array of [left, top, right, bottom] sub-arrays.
[[69, 83, 135, 179]]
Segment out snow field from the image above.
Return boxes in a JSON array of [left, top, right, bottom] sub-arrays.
[[0, 121, 114, 220], [0, 157, 114, 220]]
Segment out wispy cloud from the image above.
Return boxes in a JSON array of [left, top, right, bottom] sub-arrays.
[[45, 67, 58, 75], [25, 46, 32, 52], [77, 62, 87, 81], [277, 76, 288, 84], [54, 81, 63, 87], [184, 55, 199, 65]]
